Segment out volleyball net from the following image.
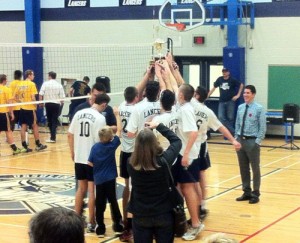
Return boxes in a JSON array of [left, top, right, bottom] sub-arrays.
[[0, 42, 163, 155], [0, 41, 160, 111]]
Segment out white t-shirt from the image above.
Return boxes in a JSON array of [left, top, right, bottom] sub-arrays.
[[118, 101, 136, 153], [127, 98, 161, 134], [68, 107, 106, 164], [175, 102, 199, 162], [191, 98, 222, 144], [39, 79, 65, 104], [152, 109, 178, 150]]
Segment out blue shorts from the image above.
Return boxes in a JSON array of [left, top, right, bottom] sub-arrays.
[[171, 155, 199, 184], [0, 113, 11, 131], [75, 163, 94, 181], [195, 141, 211, 171], [119, 151, 131, 179], [19, 109, 37, 126]]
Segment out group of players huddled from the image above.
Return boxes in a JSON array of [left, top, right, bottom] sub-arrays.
[[66, 53, 241, 241]]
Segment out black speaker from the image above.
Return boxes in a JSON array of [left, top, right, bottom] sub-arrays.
[[283, 103, 300, 123], [96, 76, 111, 93]]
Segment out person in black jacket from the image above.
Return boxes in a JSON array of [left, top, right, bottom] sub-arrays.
[[127, 121, 182, 243]]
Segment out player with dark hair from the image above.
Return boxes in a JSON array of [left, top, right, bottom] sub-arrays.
[[14, 69, 47, 152], [127, 81, 161, 138], [8, 70, 23, 131], [152, 89, 178, 150], [0, 74, 22, 155], [68, 93, 110, 233], [192, 86, 241, 219], [117, 86, 139, 241], [173, 83, 204, 241], [73, 82, 117, 132]]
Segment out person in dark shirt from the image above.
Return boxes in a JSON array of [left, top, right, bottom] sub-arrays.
[[127, 121, 182, 243], [208, 68, 244, 135], [69, 76, 91, 121], [72, 82, 117, 132]]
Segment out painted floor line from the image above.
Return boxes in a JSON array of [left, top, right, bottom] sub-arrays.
[[240, 207, 300, 242]]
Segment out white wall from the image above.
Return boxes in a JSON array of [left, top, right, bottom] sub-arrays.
[[1, 17, 300, 135]]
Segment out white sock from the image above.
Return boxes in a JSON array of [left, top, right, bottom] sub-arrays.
[[201, 200, 206, 210]]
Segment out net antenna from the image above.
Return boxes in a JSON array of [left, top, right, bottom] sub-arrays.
[[159, 0, 205, 32]]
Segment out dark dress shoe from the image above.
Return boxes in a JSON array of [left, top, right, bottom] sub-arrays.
[[249, 197, 260, 204], [236, 194, 252, 201]]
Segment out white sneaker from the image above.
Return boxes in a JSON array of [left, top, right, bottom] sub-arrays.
[[46, 139, 56, 143], [86, 223, 96, 233], [182, 223, 205, 241]]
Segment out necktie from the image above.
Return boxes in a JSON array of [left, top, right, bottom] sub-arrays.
[[240, 104, 249, 137]]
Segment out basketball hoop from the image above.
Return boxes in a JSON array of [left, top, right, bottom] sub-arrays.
[[159, 0, 206, 32]]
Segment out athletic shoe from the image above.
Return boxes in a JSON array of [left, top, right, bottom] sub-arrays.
[[46, 139, 56, 143], [35, 144, 47, 151], [86, 223, 96, 233], [119, 229, 133, 242], [20, 147, 33, 153], [95, 225, 106, 238], [113, 221, 124, 236], [13, 148, 22, 155], [182, 223, 205, 241]]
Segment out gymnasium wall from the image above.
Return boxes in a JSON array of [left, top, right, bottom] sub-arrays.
[[1, 6, 300, 135]]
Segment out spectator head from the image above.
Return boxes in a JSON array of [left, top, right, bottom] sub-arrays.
[[195, 86, 208, 103], [90, 82, 106, 105], [0, 74, 7, 84], [14, 70, 22, 80], [160, 89, 175, 111], [83, 76, 90, 83], [48, 71, 57, 80], [145, 81, 160, 102], [99, 126, 114, 143], [130, 128, 163, 171], [25, 70, 34, 80], [124, 86, 138, 104], [28, 207, 85, 243]]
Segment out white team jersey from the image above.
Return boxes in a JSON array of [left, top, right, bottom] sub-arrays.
[[191, 98, 222, 144], [126, 98, 161, 134], [39, 79, 65, 104], [118, 101, 136, 153], [68, 107, 106, 164], [175, 102, 199, 162], [152, 109, 178, 150]]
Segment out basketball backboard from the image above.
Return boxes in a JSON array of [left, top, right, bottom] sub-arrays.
[[159, 0, 205, 31]]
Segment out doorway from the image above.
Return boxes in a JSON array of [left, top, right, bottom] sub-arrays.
[[174, 56, 223, 93]]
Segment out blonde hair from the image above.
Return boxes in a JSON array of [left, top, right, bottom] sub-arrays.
[[99, 126, 113, 143], [203, 233, 239, 243]]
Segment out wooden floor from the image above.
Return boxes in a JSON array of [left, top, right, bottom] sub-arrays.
[[0, 128, 300, 243]]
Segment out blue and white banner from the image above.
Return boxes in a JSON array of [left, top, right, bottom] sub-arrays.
[[65, 0, 90, 8], [119, 0, 146, 6]]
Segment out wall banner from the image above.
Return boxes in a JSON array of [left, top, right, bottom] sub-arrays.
[[65, 0, 90, 8], [119, 0, 146, 6]]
